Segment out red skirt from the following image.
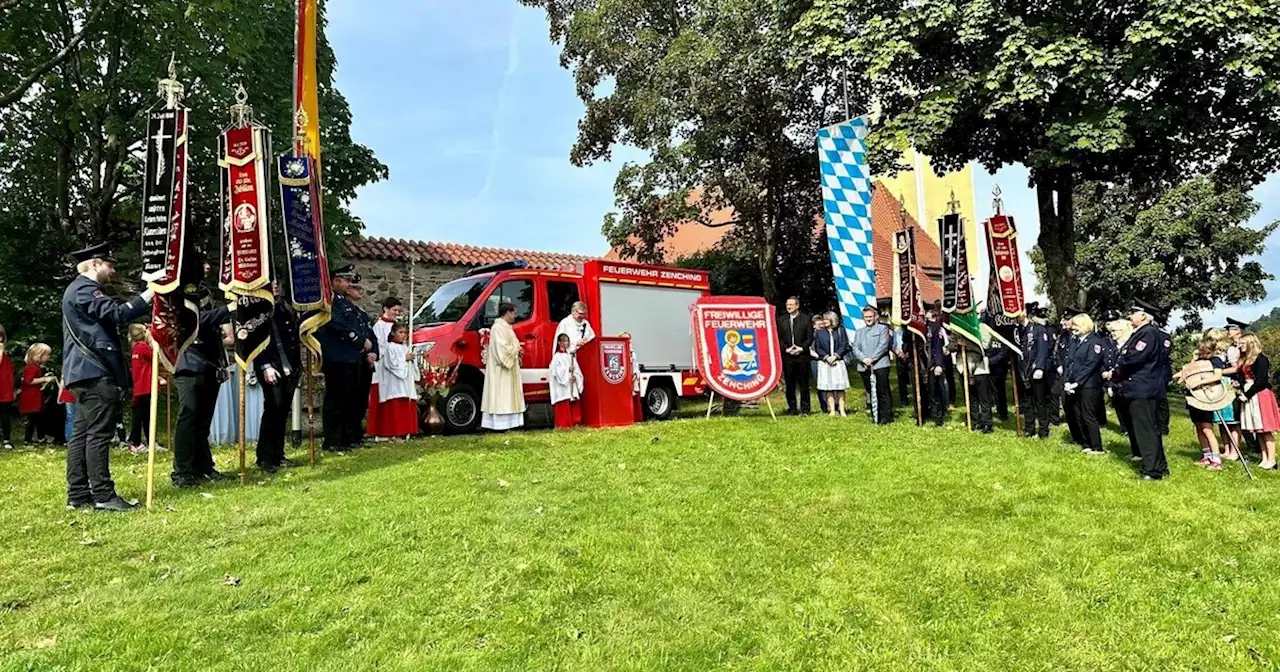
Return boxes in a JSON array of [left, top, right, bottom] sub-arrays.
[[554, 399, 582, 429], [632, 396, 644, 422], [380, 398, 419, 437], [366, 384, 383, 435]]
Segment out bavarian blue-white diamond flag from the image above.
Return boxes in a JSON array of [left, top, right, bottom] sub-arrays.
[[818, 118, 875, 331]]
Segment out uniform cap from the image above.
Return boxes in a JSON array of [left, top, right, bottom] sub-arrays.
[[71, 242, 116, 264], [1131, 298, 1166, 325], [331, 264, 361, 283], [1226, 317, 1250, 330]]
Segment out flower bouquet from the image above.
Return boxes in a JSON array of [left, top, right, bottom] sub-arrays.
[[417, 359, 458, 433]]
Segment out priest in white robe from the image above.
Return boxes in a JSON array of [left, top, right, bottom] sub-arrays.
[[481, 302, 526, 431], [554, 301, 596, 354]]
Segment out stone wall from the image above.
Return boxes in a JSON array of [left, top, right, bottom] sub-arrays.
[[348, 259, 470, 315]]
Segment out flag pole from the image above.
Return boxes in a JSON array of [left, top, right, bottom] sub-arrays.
[[165, 376, 171, 450], [1012, 368, 1024, 436], [238, 365, 246, 484], [912, 334, 923, 426], [307, 350, 316, 466], [145, 348, 161, 509], [961, 344, 973, 431]]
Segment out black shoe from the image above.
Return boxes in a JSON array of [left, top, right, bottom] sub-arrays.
[[1141, 474, 1163, 481], [94, 495, 140, 512], [204, 470, 236, 482], [66, 498, 93, 510], [278, 458, 301, 468], [981, 427, 994, 434], [172, 474, 202, 488], [259, 463, 279, 474]]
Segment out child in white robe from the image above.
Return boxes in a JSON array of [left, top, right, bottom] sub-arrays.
[[378, 323, 420, 439], [551, 333, 583, 429]]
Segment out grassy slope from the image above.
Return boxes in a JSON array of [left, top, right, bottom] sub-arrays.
[[2, 400, 1278, 671]]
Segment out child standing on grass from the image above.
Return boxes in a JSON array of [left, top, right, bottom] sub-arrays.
[[0, 325, 14, 450], [550, 333, 584, 429], [377, 322, 420, 440], [19, 343, 54, 445], [1237, 334, 1279, 470], [1175, 335, 1227, 471], [128, 323, 165, 454]]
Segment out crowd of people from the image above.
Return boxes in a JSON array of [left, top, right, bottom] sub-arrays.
[[777, 295, 1280, 480], [5, 240, 1279, 511]]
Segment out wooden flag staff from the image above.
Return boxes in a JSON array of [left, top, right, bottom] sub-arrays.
[[145, 348, 161, 508]]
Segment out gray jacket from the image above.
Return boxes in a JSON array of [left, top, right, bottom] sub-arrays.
[[852, 322, 892, 371]]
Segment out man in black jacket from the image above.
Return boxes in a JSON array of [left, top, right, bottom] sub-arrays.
[[776, 296, 813, 415], [171, 262, 233, 488], [1107, 300, 1170, 479], [255, 282, 302, 473]]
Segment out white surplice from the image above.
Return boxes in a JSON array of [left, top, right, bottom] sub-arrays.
[[379, 341, 419, 402], [550, 351, 584, 404], [481, 318, 526, 430]]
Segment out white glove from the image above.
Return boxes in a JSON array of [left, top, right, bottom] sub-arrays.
[[1033, 369, 1044, 380]]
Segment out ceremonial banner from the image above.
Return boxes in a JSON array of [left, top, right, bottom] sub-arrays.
[[940, 212, 982, 347], [294, 0, 321, 161], [983, 213, 1026, 318], [140, 108, 188, 293], [690, 296, 782, 403], [891, 227, 926, 337], [985, 269, 1018, 329], [278, 153, 332, 356], [818, 118, 876, 330], [218, 102, 275, 369], [140, 105, 198, 370]]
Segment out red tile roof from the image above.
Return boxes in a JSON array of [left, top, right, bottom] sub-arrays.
[[605, 182, 944, 301], [345, 236, 593, 271]]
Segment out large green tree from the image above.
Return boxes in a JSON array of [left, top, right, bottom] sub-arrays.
[[1038, 177, 1276, 329], [797, 0, 1280, 310], [0, 0, 386, 345], [522, 0, 849, 302]]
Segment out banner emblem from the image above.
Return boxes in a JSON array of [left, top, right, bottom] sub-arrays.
[[984, 213, 1026, 318], [601, 341, 627, 385], [691, 296, 782, 402]]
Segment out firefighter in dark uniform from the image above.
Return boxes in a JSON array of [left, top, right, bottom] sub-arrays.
[[1064, 313, 1106, 455], [1100, 311, 1123, 433], [347, 279, 378, 447], [1154, 312, 1173, 436], [1107, 299, 1170, 479], [1018, 302, 1053, 438], [61, 243, 152, 511], [317, 265, 371, 451], [1057, 307, 1083, 445], [255, 281, 301, 472], [172, 257, 233, 488]]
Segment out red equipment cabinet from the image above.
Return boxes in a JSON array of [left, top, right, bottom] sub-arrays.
[[579, 336, 636, 428]]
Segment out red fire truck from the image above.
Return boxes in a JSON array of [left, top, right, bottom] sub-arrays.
[[410, 258, 711, 433]]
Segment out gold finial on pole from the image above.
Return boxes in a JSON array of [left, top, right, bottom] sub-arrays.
[[157, 53, 184, 110], [947, 188, 961, 215], [992, 184, 1004, 215], [293, 107, 310, 152], [898, 192, 910, 229], [229, 84, 252, 127]]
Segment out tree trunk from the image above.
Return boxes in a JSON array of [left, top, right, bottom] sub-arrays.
[[1034, 168, 1080, 312], [758, 217, 779, 303]]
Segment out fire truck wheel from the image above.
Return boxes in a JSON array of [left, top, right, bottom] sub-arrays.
[[645, 383, 676, 421], [442, 383, 482, 434]]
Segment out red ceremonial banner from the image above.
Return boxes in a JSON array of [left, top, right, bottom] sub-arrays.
[[984, 214, 1025, 318], [218, 125, 272, 294], [690, 296, 782, 402]]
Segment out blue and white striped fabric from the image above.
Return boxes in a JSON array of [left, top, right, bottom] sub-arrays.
[[818, 118, 876, 331]]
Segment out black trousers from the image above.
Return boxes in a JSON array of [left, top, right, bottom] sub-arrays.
[[352, 361, 373, 443], [1074, 387, 1103, 451], [1113, 396, 1138, 456], [173, 371, 219, 480], [1048, 369, 1062, 423], [1019, 376, 1051, 437], [24, 410, 45, 443], [0, 401, 10, 443], [1095, 389, 1107, 428], [257, 373, 298, 467], [1128, 398, 1168, 478], [926, 365, 948, 424], [66, 378, 122, 504], [1064, 388, 1084, 444], [991, 364, 1009, 420], [971, 374, 994, 430], [783, 356, 811, 413], [812, 362, 827, 413], [860, 367, 893, 424], [945, 359, 957, 406], [322, 360, 359, 448], [896, 353, 914, 406], [1157, 396, 1170, 435], [128, 394, 151, 446]]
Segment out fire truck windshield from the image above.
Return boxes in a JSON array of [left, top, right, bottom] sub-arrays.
[[412, 276, 491, 326]]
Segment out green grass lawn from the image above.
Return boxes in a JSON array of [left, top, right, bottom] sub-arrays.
[[2, 398, 1279, 671]]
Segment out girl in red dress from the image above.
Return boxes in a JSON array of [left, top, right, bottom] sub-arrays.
[[377, 322, 421, 439], [19, 343, 55, 445], [0, 325, 14, 450], [128, 324, 167, 454], [551, 333, 583, 429]]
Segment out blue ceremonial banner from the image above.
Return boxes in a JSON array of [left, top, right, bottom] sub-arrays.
[[818, 117, 876, 331], [277, 153, 331, 355]]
